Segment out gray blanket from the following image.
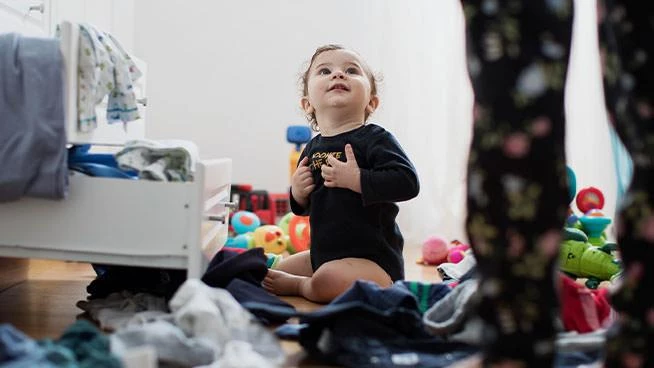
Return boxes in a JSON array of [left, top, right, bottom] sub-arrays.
[[0, 33, 67, 202]]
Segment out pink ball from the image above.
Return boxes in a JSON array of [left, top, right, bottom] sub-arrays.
[[422, 236, 449, 265]]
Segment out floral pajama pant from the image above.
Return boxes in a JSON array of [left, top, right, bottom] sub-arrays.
[[461, 0, 654, 366]]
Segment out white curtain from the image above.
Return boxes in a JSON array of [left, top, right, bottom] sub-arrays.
[[361, 0, 474, 246], [364, 0, 617, 246]]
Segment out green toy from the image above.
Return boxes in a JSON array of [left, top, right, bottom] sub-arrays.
[[559, 229, 621, 289]]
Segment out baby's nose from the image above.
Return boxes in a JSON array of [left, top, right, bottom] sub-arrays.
[[331, 70, 345, 79]]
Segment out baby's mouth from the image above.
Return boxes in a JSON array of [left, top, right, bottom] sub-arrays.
[[329, 83, 349, 92]]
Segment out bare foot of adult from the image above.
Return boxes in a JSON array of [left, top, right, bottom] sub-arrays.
[[262, 269, 308, 296]]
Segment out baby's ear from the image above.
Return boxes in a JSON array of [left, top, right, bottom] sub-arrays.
[[301, 97, 314, 114], [366, 95, 379, 114]]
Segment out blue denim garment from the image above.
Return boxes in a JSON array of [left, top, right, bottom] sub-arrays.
[[294, 280, 475, 367], [285, 280, 601, 367]]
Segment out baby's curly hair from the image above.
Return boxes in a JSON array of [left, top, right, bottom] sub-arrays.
[[300, 44, 379, 131]]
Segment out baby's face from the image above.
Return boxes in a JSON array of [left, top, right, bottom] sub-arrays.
[[304, 49, 374, 120]]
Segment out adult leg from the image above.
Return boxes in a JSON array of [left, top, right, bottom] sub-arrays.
[[597, 1, 654, 366], [461, 0, 573, 366]]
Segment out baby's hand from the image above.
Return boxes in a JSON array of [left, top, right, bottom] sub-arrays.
[[291, 156, 315, 207], [321, 144, 362, 193]]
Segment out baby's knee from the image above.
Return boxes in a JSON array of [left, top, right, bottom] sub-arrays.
[[305, 267, 353, 302]]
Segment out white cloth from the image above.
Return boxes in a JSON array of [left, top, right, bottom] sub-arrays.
[[77, 23, 142, 132], [168, 279, 285, 366], [436, 250, 476, 281], [115, 139, 199, 181], [423, 279, 608, 353], [110, 319, 215, 367], [76, 291, 169, 331], [196, 341, 277, 368]]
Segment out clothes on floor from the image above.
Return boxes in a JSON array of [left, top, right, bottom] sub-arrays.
[[462, 0, 654, 365], [202, 247, 269, 288], [559, 273, 614, 333], [293, 280, 475, 368], [83, 248, 296, 327], [224, 279, 297, 325], [273, 279, 602, 368], [290, 123, 420, 282], [110, 319, 216, 367], [436, 250, 477, 281], [110, 279, 285, 368], [0, 320, 121, 368], [202, 247, 297, 324], [86, 265, 186, 301], [423, 278, 610, 355], [76, 291, 169, 331]]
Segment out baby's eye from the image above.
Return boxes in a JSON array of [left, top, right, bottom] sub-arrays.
[[318, 68, 331, 75], [345, 67, 360, 74]]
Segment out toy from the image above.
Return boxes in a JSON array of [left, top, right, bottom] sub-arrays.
[[224, 233, 254, 249], [252, 225, 287, 254], [421, 236, 449, 265], [447, 243, 470, 264], [419, 237, 472, 266], [224, 246, 282, 269], [287, 215, 311, 253], [559, 240, 620, 289], [231, 211, 261, 235], [578, 210, 611, 246], [566, 166, 577, 203], [287, 125, 312, 179], [576, 186, 605, 214], [559, 227, 621, 289], [278, 212, 311, 254]]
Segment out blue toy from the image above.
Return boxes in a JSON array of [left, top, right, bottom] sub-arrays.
[[231, 211, 261, 235], [287, 125, 312, 179]]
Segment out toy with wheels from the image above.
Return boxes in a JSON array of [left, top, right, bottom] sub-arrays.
[[559, 229, 621, 289]]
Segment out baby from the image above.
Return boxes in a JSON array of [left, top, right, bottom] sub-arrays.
[[263, 45, 419, 303]]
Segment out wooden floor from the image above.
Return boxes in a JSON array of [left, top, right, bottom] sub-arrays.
[[0, 246, 440, 367]]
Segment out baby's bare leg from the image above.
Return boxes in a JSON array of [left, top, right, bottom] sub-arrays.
[[262, 251, 312, 297], [263, 257, 392, 303], [274, 250, 313, 276]]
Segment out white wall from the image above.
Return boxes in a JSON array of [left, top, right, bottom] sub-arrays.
[[132, 0, 451, 194]]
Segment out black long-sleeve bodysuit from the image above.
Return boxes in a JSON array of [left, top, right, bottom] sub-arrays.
[[290, 124, 419, 281]]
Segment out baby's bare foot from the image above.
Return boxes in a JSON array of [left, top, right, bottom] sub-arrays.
[[262, 269, 308, 296]]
